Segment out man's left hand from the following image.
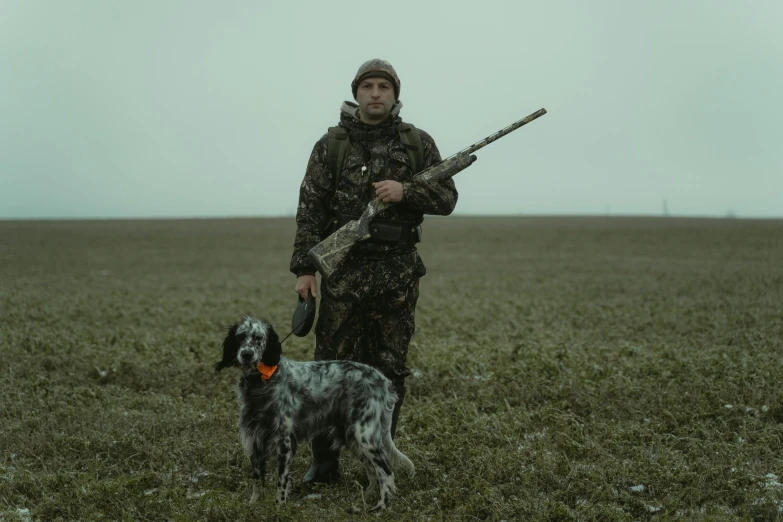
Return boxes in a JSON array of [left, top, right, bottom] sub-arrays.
[[373, 180, 404, 203]]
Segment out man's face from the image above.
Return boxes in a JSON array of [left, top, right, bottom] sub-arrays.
[[355, 77, 395, 125]]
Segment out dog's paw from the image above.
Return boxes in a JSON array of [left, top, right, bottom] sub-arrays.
[[248, 484, 262, 505], [369, 502, 387, 512]]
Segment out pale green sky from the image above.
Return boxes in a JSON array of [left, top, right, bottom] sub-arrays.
[[1, 0, 781, 219]]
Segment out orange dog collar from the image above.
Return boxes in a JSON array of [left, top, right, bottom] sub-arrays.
[[257, 362, 278, 380]]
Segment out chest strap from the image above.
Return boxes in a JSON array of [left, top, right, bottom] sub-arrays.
[[326, 123, 424, 194]]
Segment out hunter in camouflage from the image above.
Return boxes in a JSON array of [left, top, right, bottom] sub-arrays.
[[290, 59, 457, 484]]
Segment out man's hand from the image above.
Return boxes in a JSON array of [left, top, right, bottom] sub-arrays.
[[373, 180, 404, 203], [295, 275, 318, 299]]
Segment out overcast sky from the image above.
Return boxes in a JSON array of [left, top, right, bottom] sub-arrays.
[[1, 0, 781, 219]]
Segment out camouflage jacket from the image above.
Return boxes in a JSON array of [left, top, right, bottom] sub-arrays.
[[290, 101, 458, 277]]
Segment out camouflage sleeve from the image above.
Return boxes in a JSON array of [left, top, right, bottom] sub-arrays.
[[290, 135, 333, 277], [401, 130, 458, 215]]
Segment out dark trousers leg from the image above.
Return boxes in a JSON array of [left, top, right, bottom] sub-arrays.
[[390, 380, 406, 439], [311, 433, 340, 461], [304, 434, 340, 484]]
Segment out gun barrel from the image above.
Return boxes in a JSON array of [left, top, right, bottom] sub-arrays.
[[464, 108, 546, 156]]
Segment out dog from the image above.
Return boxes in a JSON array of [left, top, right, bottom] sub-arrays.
[[215, 316, 414, 510]]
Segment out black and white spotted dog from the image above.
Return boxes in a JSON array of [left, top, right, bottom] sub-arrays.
[[214, 316, 414, 510]]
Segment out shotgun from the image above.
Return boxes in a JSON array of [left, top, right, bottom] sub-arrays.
[[308, 108, 547, 280]]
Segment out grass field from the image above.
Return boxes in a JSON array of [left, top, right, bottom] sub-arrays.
[[1, 216, 782, 521]]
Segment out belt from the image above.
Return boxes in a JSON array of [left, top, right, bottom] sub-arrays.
[[329, 214, 422, 245]]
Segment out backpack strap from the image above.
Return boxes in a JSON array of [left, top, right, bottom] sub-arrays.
[[396, 123, 424, 175], [327, 126, 350, 193], [327, 123, 423, 192]]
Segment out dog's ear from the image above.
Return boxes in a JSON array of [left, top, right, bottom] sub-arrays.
[[261, 326, 282, 367], [214, 323, 240, 373]]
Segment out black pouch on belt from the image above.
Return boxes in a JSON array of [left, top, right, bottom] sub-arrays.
[[369, 221, 403, 243], [335, 214, 421, 245]]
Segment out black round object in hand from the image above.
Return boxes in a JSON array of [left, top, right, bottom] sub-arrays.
[[292, 292, 316, 337]]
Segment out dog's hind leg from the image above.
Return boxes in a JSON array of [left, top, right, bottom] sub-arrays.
[[354, 447, 378, 492], [372, 465, 395, 511], [356, 440, 395, 510]]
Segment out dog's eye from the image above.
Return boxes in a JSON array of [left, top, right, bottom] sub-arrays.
[[236, 333, 246, 340], [252, 334, 261, 341]]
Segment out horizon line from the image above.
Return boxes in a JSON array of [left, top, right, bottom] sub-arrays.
[[1, 212, 781, 222]]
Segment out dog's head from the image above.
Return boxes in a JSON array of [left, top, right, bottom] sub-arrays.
[[214, 316, 282, 373]]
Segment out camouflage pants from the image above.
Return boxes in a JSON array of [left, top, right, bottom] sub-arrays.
[[314, 249, 425, 382]]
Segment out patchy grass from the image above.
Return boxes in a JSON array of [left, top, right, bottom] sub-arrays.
[[1, 216, 782, 521]]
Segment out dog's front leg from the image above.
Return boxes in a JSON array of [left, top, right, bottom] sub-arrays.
[[248, 441, 267, 505], [276, 433, 295, 503]]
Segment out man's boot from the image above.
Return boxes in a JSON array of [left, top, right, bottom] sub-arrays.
[[390, 380, 406, 439], [303, 433, 340, 484]]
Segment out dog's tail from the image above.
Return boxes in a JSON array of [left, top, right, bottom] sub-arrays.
[[383, 384, 415, 477], [383, 418, 414, 477], [387, 441, 415, 478]]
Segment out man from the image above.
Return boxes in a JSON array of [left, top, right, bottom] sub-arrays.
[[290, 59, 458, 484]]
